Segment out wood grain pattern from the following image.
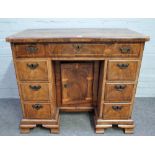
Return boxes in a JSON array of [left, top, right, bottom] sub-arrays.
[[16, 60, 48, 81], [47, 60, 58, 119], [6, 28, 150, 43], [104, 43, 141, 57], [47, 43, 106, 57], [103, 103, 131, 119], [20, 82, 50, 101], [61, 62, 93, 106], [107, 60, 138, 81], [47, 43, 142, 58], [55, 61, 62, 107], [104, 83, 134, 102], [24, 103, 51, 119], [14, 43, 46, 58], [1, 20, 154, 98], [92, 61, 99, 106], [128, 44, 145, 119], [97, 61, 107, 117], [6, 28, 149, 134]]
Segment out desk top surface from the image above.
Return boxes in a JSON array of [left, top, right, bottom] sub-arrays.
[[6, 28, 150, 43]]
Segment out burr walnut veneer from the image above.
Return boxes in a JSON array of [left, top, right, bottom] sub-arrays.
[[6, 29, 149, 134]]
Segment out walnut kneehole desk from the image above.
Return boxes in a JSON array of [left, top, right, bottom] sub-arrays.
[[6, 28, 149, 134]]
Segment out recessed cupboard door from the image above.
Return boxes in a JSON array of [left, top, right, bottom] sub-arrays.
[[61, 62, 94, 106]]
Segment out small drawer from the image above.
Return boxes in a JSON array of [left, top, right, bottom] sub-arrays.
[[24, 103, 51, 119], [105, 83, 134, 102], [103, 103, 131, 119], [20, 83, 49, 101], [47, 43, 106, 57], [107, 60, 138, 81], [14, 43, 46, 58], [16, 60, 48, 81], [104, 43, 141, 57]]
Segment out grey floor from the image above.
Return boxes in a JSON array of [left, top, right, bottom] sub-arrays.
[[0, 98, 154, 136]]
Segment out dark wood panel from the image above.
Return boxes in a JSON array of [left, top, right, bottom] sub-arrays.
[[61, 62, 94, 106], [93, 61, 100, 106]]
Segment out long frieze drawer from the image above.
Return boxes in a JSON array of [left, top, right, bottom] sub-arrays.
[[16, 60, 48, 81], [14, 43, 46, 58], [46, 43, 141, 57], [104, 83, 134, 102], [107, 60, 138, 81], [24, 103, 51, 119], [47, 43, 106, 57], [103, 103, 131, 119], [20, 83, 50, 101]]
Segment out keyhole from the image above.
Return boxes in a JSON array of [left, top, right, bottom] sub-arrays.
[[64, 83, 68, 88]]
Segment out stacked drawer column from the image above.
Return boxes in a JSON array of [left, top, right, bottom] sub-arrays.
[[95, 43, 144, 134], [11, 44, 59, 133]]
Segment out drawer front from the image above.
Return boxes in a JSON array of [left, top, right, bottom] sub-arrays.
[[14, 44, 45, 58], [103, 103, 131, 119], [107, 60, 138, 81], [104, 43, 141, 57], [47, 43, 141, 57], [47, 43, 106, 57], [105, 83, 134, 102], [24, 103, 51, 119], [16, 60, 48, 81], [20, 83, 49, 101]]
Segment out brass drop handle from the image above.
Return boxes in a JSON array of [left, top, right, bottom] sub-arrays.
[[117, 63, 129, 69], [26, 46, 38, 53], [27, 63, 39, 69], [29, 85, 41, 91], [119, 47, 131, 54], [112, 106, 123, 111], [115, 84, 126, 91], [32, 104, 43, 110]]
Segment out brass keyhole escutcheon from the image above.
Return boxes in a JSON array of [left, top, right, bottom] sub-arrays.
[[27, 63, 39, 69], [64, 83, 68, 88], [114, 84, 126, 91], [32, 104, 43, 110], [112, 106, 123, 111], [119, 47, 131, 54], [29, 85, 41, 91], [117, 63, 129, 69], [26, 46, 38, 53], [73, 44, 82, 53]]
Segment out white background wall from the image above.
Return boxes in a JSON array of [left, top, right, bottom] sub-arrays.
[[0, 18, 155, 98]]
